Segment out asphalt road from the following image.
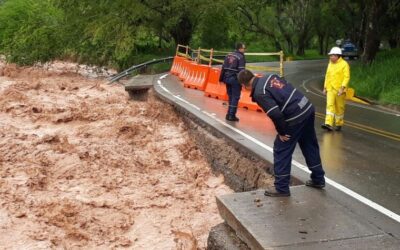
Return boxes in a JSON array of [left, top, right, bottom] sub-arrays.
[[162, 59, 400, 215], [282, 60, 400, 214]]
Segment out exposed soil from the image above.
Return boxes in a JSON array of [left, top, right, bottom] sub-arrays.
[[179, 117, 275, 192], [0, 61, 231, 249]]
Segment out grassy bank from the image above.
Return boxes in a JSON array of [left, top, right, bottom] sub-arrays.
[[350, 49, 400, 105]]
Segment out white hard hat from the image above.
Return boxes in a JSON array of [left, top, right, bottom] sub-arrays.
[[328, 47, 342, 55]]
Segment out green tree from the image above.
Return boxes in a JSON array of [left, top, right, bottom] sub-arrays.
[[381, 0, 400, 49], [139, 0, 205, 46], [0, 0, 64, 65], [54, 0, 154, 68], [284, 0, 314, 56], [312, 0, 344, 55], [197, 2, 230, 48], [235, 1, 276, 48]]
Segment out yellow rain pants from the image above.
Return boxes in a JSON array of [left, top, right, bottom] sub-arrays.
[[324, 57, 350, 126]]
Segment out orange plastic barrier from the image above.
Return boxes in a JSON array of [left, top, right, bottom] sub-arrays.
[[204, 68, 228, 101], [238, 74, 264, 112], [238, 89, 263, 112], [170, 56, 186, 75], [183, 63, 210, 91], [178, 60, 191, 81]]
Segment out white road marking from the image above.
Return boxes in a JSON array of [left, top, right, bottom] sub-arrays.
[[158, 74, 400, 223], [159, 73, 169, 79]]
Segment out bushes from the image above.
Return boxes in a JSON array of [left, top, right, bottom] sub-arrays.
[[0, 0, 172, 69], [350, 49, 400, 105], [0, 0, 64, 65]]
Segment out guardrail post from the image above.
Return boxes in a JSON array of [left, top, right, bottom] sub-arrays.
[[185, 45, 189, 57], [209, 49, 214, 67], [197, 47, 201, 64]]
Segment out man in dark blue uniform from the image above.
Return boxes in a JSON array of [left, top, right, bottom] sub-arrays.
[[219, 43, 246, 121], [238, 70, 326, 197]]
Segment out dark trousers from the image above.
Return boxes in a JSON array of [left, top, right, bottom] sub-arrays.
[[224, 76, 242, 116], [273, 108, 325, 193]]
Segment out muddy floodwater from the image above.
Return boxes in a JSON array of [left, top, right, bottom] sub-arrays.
[[0, 61, 232, 249]]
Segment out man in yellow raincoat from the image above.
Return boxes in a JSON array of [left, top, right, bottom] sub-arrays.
[[321, 47, 350, 132]]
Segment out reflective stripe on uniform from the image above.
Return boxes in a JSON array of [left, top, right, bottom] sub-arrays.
[[274, 173, 290, 177], [225, 68, 239, 72], [281, 88, 296, 112], [286, 103, 312, 122], [335, 114, 344, 119], [309, 163, 321, 169], [266, 105, 279, 114], [326, 111, 335, 116]]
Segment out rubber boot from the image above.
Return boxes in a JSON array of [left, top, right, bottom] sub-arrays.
[[226, 106, 239, 122]]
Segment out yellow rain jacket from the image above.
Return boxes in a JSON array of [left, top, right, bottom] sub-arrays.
[[323, 57, 350, 91], [323, 57, 350, 127]]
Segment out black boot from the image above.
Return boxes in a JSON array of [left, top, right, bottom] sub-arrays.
[[264, 187, 290, 197], [226, 106, 239, 122], [305, 180, 325, 189], [335, 126, 342, 131], [225, 114, 239, 122], [321, 124, 333, 131]]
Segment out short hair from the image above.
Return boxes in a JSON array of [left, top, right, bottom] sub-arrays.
[[238, 70, 254, 86], [236, 42, 245, 50]]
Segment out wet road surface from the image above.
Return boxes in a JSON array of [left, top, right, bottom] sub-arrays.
[[283, 60, 400, 214], [162, 59, 400, 214]]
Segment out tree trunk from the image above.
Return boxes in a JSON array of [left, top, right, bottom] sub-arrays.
[[318, 34, 325, 55], [296, 39, 306, 56], [324, 36, 330, 55], [388, 38, 398, 49], [361, 0, 387, 64], [274, 40, 282, 51], [170, 16, 193, 46], [275, 2, 294, 54], [287, 39, 294, 54], [296, 29, 309, 56], [357, 4, 367, 52]]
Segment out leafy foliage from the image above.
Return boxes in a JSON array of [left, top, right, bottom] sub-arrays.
[[197, 2, 231, 49], [0, 0, 64, 65], [0, 0, 399, 70], [350, 49, 400, 104]]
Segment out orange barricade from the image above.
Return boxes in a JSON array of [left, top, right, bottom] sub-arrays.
[[181, 62, 196, 84], [170, 56, 186, 75], [204, 67, 228, 101], [238, 88, 263, 112], [183, 63, 210, 91], [178, 60, 191, 81], [238, 74, 264, 112]]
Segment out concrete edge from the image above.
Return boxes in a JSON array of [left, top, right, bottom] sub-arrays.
[[216, 197, 263, 250]]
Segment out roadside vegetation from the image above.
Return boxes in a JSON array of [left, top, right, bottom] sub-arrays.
[[350, 49, 400, 105], [0, 0, 399, 104]]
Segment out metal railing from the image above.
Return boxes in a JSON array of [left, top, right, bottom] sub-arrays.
[[109, 44, 285, 84], [108, 57, 174, 84]]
